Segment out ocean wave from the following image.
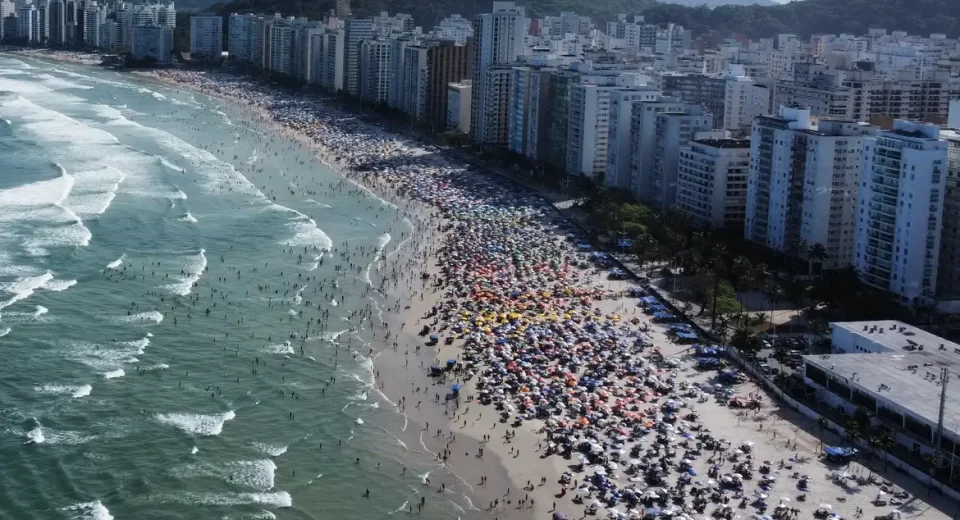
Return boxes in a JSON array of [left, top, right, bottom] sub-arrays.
[[106, 254, 126, 269], [252, 442, 288, 457], [103, 369, 124, 379], [0, 327, 10, 337], [34, 383, 91, 398], [163, 249, 206, 296], [61, 500, 114, 520], [261, 341, 293, 355], [115, 310, 163, 325], [0, 271, 53, 310], [177, 212, 198, 223], [155, 410, 235, 436], [14, 419, 98, 446], [147, 491, 291, 508], [278, 210, 333, 253], [172, 459, 276, 490]]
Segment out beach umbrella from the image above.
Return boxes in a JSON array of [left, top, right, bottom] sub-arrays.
[[552, 513, 567, 520]]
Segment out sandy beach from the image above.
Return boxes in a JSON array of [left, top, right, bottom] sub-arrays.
[[19, 59, 955, 520]]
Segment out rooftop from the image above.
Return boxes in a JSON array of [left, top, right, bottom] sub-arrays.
[[804, 351, 960, 436], [806, 321, 960, 435], [692, 138, 751, 148]]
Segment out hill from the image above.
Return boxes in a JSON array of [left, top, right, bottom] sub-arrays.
[[196, 0, 959, 41], [659, 0, 778, 7]]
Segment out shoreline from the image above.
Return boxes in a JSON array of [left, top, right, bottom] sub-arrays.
[[12, 54, 957, 520]]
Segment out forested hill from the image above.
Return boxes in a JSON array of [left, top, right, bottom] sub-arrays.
[[203, 0, 959, 39]]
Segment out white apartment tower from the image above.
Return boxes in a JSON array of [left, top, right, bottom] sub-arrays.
[[228, 13, 257, 62], [855, 120, 948, 303], [83, 1, 101, 48], [190, 15, 223, 60], [676, 138, 752, 230], [627, 97, 689, 202], [566, 78, 646, 180], [606, 86, 661, 190], [267, 21, 295, 75], [746, 107, 877, 271], [360, 39, 394, 105], [470, 1, 528, 144], [344, 17, 374, 96], [649, 109, 713, 211]]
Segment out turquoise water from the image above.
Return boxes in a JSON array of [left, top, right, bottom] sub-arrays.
[[0, 55, 473, 520]]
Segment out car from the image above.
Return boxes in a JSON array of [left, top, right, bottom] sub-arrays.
[[759, 363, 772, 375]]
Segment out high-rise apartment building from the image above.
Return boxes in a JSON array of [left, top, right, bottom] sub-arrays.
[[131, 24, 173, 64], [228, 13, 258, 62], [82, 1, 101, 47], [48, 0, 65, 45], [470, 1, 528, 144], [360, 39, 394, 104], [447, 80, 472, 133], [855, 120, 948, 302], [508, 65, 554, 162], [936, 130, 960, 303], [605, 86, 662, 190], [344, 17, 374, 97], [649, 108, 713, 211], [746, 106, 877, 271], [627, 97, 689, 201], [676, 138, 752, 230], [190, 15, 223, 60]]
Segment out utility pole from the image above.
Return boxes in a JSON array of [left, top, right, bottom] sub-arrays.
[[935, 367, 949, 486]]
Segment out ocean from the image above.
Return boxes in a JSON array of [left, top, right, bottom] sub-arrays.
[[0, 54, 476, 520]]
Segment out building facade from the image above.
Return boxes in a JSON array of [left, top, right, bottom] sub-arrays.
[[190, 15, 223, 60], [470, 1, 527, 144], [855, 120, 948, 302], [676, 138, 752, 230]]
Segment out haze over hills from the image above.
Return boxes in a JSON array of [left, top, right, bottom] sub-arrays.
[[193, 0, 958, 39]]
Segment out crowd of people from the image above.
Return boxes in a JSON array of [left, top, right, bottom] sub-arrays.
[[145, 69, 947, 520]]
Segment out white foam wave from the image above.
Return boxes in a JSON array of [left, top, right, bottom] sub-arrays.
[[115, 310, 163, 325], [178, 212, 198, 223], [355, 417, 364, 425], [163, 249, 206, 296], [34, 383, 91, 398], [279, 210, 333, 252], [173, 459, 276, 490], [15, 422, 98, 445], [304, 199, 331, 208], [103, 369, 125, 379], [106, 254, 126, 269], [34, 73, 94, 91], [253, 442, 289, 457], [149, 491, 291, 508], [155, 410, 236, 436], [191, 446, 199, 455], [0, 327, 9, 337], [42, 278, 76, 291], [61, 500, 114, 520], [0, 271, 53, 310]]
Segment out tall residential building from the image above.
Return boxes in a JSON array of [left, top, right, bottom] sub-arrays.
[[447, 80, 471, 133], [131, 24, 173, 65], [190, 15, 223, 60], [937, 130, 960, 303], [627, 97, 689, 201], [470, 1, 528, 144], [746, 107, 877, 271], [267, 21, 295, 75], [359, 39, 394, 104], [400, 43, 430, 119], [425, 39, 472, 132], [566, 78, 645, 179], [432, 14, 473, 44], [605, 86, 662, 190], [335, 0, 350, 18], [37, 0, 49, 44], [508, 65, 554, 161], [676, 138, 752, 230], [48, 0, 65, 46], [317, 30, 344, 91], [82, 1, 100, 47], [655, 73, 730, 131], [344, 17, 374, 97], [649, 109, 713, 211], [722, 65, 770, 132], [774, 63, 855, 119], [292, 22, 324, 82], [19, 5, 36, 43], [855, 120, 948, 303], [228, 13, 258, 62]]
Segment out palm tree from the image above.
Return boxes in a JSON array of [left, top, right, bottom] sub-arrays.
[[808, 243, 828, 277]]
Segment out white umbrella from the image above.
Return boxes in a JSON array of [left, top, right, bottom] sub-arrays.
[[780, 497, 791, 503]]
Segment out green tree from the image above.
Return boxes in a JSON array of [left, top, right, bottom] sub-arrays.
[[730, 326, 763, 357], [808, 243, 828, 277]]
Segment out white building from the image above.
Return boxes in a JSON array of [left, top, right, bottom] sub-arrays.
[[47, 0, 65, 45], [317, 30, 344, 91], [565, 74, 645, 179], [190, 15, 222, 60], [82, 1, 101, 47], [855, 120, 948, 303], [745, 107, 876, 271], [359, 39, 394, 105], [99, 19, 118, 49], [649, 109, 713, 211], [721, 65, 770, 132], [131, 24, 173, 65], [400, 43, 429, 119], [344, 17, 374, 96], [18, 5, 36, 43], [627, 97, 690, 202], [267, 21, 295, 75], [676, 138, 752, 230], [447, 80, 472, 133], [507, 66, 555, 161], [605, 86, 661, 190], [470, 1, 528, 144], [227, 13, 257, 62], [432, 14, 472, 44]]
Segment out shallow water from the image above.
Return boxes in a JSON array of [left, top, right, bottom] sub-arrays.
[[0, 55, 474, 520]]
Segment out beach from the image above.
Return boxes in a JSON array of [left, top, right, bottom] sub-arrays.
[[126, 66, 957, 520], [2, 52, 958, 520]]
